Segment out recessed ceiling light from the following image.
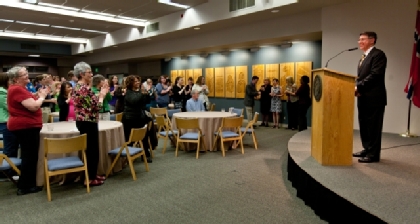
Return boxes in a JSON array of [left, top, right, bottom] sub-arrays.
[[147, 38, 151, 40], [69, 20, 74, 23], [271, 10, 279, 13], [113, 45, 118, 48], [28, 54, 40, 57], [194, 27, 200, 30], [89, 51, 93, 53]]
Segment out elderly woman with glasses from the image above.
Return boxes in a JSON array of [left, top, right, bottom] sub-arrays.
[[6, 66, 48, 195], [72, 62, 108, 186]]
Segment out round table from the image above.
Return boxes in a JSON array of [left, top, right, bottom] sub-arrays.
[[171, 112, 237, 151], [36, 121, 125, 186]]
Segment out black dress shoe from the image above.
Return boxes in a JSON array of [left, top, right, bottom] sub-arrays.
[[17, 186, 42, 196], [358, 156, 379, 163], [352, 150, 367, 157], [260, 123, 266, 127], [146, 157, 152, 163]]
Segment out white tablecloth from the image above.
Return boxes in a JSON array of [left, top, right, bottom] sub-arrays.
[[171, 112, 236, 151], [36, 121, 125, 186]]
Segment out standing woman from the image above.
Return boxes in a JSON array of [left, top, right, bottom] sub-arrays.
[[144, 79, 157, 111], [114, 77, 127, 114], [183, 77, 193, 112], [57, 81, 76, 121], [91, 75, 112, 121], [288, 75, 311, 131], [192, 76, 210, 110], [259, 78, 272, 127], [53, 82, 61, 113], [285, 76, 298, 130], [172, 77, 186, 110], [109, 75, 119, 111], [155, 75, 171, 108], [270, 79, 282, 129], [72, 62, 107, 186], [7, 66, 48, 195], [122, 75, 155, 163]]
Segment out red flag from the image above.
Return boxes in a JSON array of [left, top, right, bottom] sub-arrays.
[[405, 4, 420, 108]]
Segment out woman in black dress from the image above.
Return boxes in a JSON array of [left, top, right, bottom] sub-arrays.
[[288, 75, 311, 131], [171, 77, 186, 110], [259, 78, 272, 127], [182, 77, 193, 112]]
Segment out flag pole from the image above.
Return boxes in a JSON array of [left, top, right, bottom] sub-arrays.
[[401, 99, 417, 137]]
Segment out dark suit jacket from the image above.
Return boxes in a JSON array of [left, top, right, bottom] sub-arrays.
[[244, 84, 259, 107], [356, 47, 387, 107], [57, 95, 69, 121]]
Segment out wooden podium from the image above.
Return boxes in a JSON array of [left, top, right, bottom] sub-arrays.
[[311, 68, 356, 166]]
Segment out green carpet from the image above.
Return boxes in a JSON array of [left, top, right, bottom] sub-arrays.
[[0, 127, 325, 224]]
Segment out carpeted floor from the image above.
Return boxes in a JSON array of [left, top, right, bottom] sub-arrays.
[[0, 126, 325, 224]]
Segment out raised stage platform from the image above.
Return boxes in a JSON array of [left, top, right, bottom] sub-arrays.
[[287, 129, 420, 224]]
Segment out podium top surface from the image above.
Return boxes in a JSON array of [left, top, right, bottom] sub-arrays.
[[312, 68, 357, 79]]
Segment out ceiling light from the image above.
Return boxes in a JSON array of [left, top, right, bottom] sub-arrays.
[[116, 16, 146, 22], [271, 10, 279, 13], [51, 25, 81, 31], [0, 31, 87, 43], [22, 0, 38, 3], [37, 2, 80, 11], [69, 20, 74, 23], [194, 27, 200, 30], [81, 9, 115, 17], [147, 38, 151, 40], [113, 45, 118, 48], [28, 55, 40, 57], [16, 21, 49, 27], [0, 19, 14, 23], [82, 29, 108, 34], [158, 0, 189, 9]]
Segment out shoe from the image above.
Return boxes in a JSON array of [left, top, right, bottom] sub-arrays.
[[252, 125, 257, 129], [260, 123, 266, 127], [96, 175, 106, 181], [147, 157, 152, 163], [272, 125, 277, 129], [265, 123, 269, 127], [353, 150, 367, 157], [358, 156, 379, 163], [85, 179, 103, 187], [17, 186, 42, 196]]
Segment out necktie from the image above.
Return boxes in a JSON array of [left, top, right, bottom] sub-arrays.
[[359, 54, 366, 67]]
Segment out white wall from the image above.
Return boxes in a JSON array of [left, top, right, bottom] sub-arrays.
[[321, 0, 420, 134]]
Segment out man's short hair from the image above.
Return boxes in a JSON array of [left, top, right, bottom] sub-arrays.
[[68, 70, 74, 78], [252, 76, 259, 80], [191, 89, 199, 95], [360, 31, 377, 44]]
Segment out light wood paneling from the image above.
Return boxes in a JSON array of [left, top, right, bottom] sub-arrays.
[[311, 68, 356, 166], [214, 67, 225, 98], [178, 70, 186, 82], [205, 68, 215, 97], [296, 61, 313, 96], [193, 68, 202, 84], [279, 63, 295, 100], [235, 66, 248, 98], [225, 66, 235, 98], [170, 70, 178, 84], [252, 64, 264, 89], [186, 69, 194, 84]]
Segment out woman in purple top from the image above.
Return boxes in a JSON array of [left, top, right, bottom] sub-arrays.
[[109, 75, 119, 111]]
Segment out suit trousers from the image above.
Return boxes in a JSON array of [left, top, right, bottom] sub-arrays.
[[12, 128, 41, 189], [358, 104, 385, 158], [298, 103, 310, 132], [245, 106, 254, 122], [76, 121, 100, 180], [287, 101, 298, 129]]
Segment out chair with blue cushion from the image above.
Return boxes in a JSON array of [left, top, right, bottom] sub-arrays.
[[110, 114, 116, 121], [150, 107, 169, 125], [0, 153, 21, 185], [175, 117, 206, 159], [43, 134, 89, 201], [156, 116, 178, 154], [240, 112, 259, 150], [106, 126, 149, 180], [212, 116, 244, 157], [167, 108, 181, 120], [231, 108, 244, 117]]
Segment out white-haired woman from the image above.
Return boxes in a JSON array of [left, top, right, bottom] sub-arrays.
[[7, 66, 48, 195], [72, 62, 108, 186]]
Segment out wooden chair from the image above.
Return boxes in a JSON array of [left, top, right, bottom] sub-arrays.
[[106, 126, 150, 180], [212, 116, 244, 157], [44, 134, 89, 201], [232, 108, 244, 117], [210, 103, 215, 111], [150, 107, 169, 125], [115, 112, 123, 122], [156, 116, 178, 154], [167, 108, 181, 120], [48, 114, 59, 123], [0, 153, 21, 185], [175, 117, 206, 159], [241, 112, 259, 150]]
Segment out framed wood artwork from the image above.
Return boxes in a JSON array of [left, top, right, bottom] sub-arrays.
[[178, 70, 186, 82], [280, 62, 296, 100], [295, 61, 313, 96], [214, 67, 225, 98], [265, 64, 279, 81], [225, 66, 235, 98], [205, 68, 215, 97], [186, 69, 194, 84], [235, 66, 247, 98], [170, 70, 178, 85], [193, 68, 202, 84], [252, 64, 264, 90]]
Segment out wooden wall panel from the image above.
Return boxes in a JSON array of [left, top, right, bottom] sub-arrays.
[[193, 68, 202, 84], [205, 68, 215, 97], [280, 63, 295, 100], [225, 66, 235, 98], [186, 69, 194, 84], [214, 67, 225, 97], [252, 64, 264, 89], [178, 70, 186, 82], [170, 70, 178, 85], [296, 61, 313, 96], [235, 66, 248, 98]]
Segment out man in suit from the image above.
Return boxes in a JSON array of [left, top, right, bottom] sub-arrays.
[[353, 31, 387, 163], [244, 76, 260, 126]]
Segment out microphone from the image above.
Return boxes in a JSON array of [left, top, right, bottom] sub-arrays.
[[325, 47, 358, 68]]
